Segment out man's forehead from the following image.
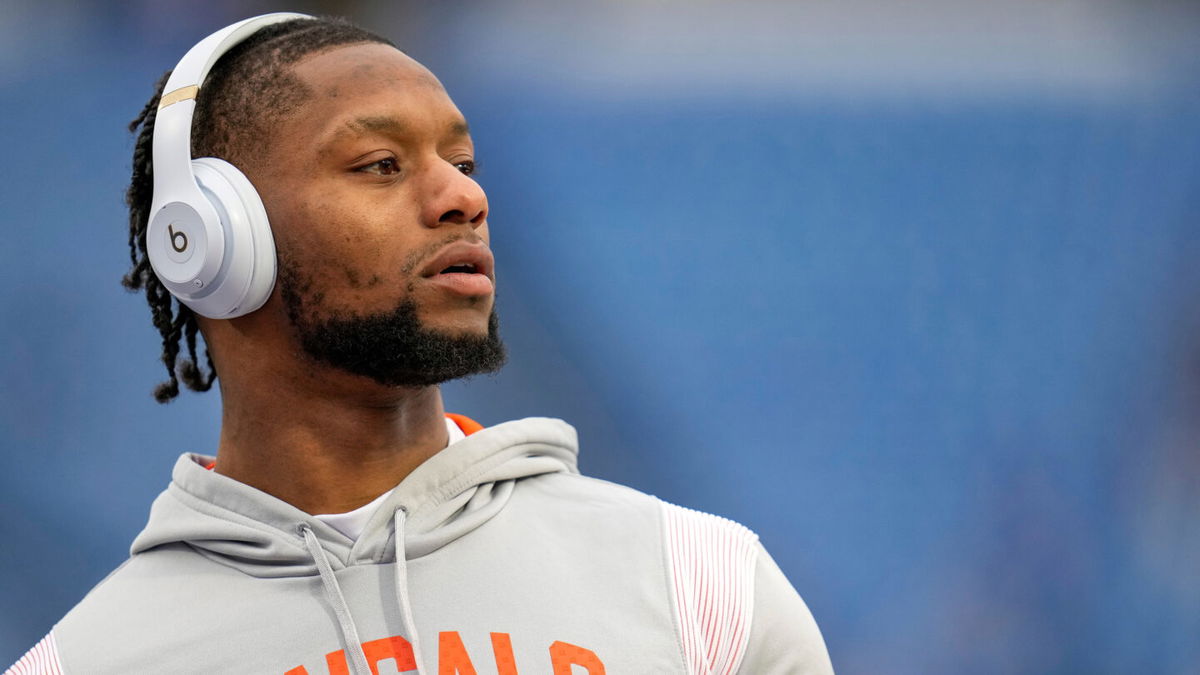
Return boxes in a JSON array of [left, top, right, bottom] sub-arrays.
[[292, 42, 441, 92], [283, 44, 469, 145]]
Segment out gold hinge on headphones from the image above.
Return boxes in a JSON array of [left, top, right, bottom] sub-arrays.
[[158, 85, 200, 110]]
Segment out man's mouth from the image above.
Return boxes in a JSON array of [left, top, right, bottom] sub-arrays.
[[422, 241, 495, 296]]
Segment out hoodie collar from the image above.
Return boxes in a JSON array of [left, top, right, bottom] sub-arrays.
[[130, 417, 579, 578]]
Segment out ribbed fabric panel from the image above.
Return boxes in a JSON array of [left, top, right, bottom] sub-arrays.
[[5, 631, 64, 675], [662, 502, 759, 675]]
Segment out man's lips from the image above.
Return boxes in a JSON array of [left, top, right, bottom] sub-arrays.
[[420, 240, 495, 296]]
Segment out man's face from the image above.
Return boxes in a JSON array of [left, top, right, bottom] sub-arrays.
[[248, 43, 504, 386]]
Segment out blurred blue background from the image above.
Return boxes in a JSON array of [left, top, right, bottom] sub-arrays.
[[2, 1, 1199, 672]]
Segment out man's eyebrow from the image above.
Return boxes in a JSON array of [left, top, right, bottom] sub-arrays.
[[332, 115, 472, 141]]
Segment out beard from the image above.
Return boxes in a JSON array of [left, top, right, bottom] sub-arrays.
[[278, 257, 506, 388]]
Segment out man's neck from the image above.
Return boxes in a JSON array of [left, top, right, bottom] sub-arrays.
[[212, 367, 449, 515]]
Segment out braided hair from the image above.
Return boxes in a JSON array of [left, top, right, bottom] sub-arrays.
[[122, 16, 394, 402]]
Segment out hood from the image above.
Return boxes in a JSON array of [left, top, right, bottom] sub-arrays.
[[130, 417, 579, 578]]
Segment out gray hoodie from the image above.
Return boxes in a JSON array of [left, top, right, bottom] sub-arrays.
[[8, 417, 833, 674]]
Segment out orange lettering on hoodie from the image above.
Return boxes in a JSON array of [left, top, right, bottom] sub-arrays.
[[287, 633, 604, 675], [490, 632, 519, 675], [323, 649, 351, 675], [324, 635, 418, 675], [365, 636, 418, 673], [438, 631, 478, 674], [549, 641, 605, 674]]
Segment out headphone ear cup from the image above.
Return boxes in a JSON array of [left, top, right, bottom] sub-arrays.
[[188, 157, 277, 319]]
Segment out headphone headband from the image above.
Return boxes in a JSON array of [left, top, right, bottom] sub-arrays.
[[151, 12, 310, 203], [146, 12, 312, 319]]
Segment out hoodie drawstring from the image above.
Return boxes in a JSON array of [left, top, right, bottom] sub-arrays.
[[300, 524, 373, 675], [394, 507, 429, 675], [299, 516, 428, 675]]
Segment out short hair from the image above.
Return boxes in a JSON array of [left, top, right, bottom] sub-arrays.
[[122, 16, 394, 403]]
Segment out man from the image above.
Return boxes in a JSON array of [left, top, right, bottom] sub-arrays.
[[8, 14, 832, 674]]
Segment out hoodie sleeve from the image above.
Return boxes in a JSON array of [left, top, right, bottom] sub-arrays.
[[736, 545, 834, 674], [5, 631, 66, 674], [661, 501, 833, 674]]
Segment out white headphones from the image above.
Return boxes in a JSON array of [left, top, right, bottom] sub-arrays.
[[147, 12, 312, 319]]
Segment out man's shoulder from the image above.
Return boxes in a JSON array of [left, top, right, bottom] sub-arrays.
[[518, 469, 656, 520], [531, 470, 662, 507], [11, 545, 215, 673], [513, 470, 761, 553], [57, 543, 215, 625], [509, 471, 783, 673]]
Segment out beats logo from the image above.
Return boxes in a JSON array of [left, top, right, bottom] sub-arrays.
[[168, 223, 189, 253]]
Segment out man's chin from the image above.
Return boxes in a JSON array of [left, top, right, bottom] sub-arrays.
[[414, 303, 496, 335], [279, 260, 505, 388], [293, 304, 506, 389], [414, 324, 493, 344]]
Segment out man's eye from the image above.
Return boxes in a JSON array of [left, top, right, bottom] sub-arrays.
[[359, 157, 400, 176], [455, 160, 476, 176]]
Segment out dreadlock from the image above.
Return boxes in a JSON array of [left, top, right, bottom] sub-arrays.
[[123, 16, 394, 402]]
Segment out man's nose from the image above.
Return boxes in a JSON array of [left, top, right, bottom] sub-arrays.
[[424, 161, 487, 229]]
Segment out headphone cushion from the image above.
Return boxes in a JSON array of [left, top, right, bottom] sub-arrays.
[[189, 157, 277, 319]]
